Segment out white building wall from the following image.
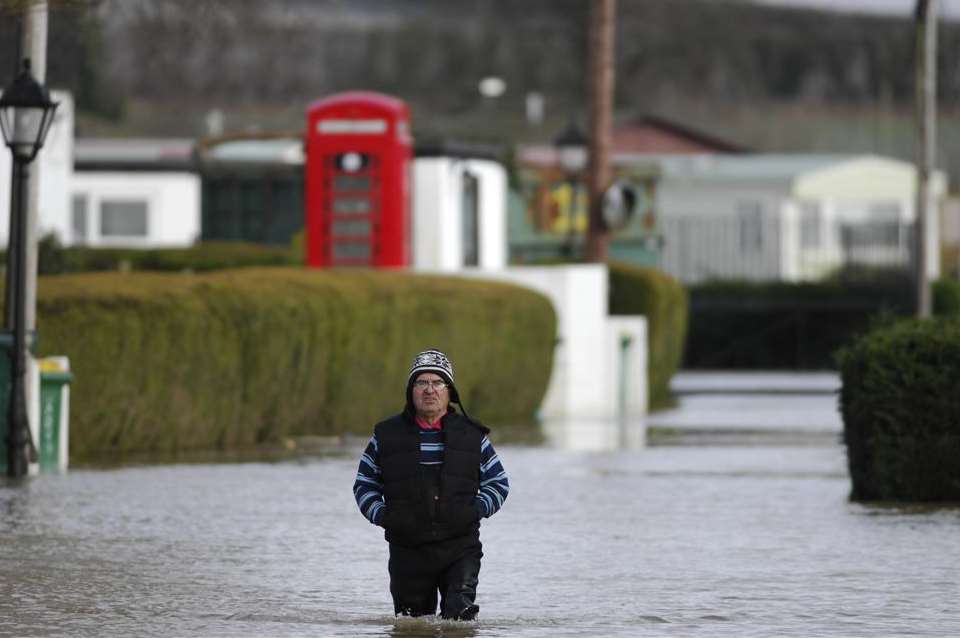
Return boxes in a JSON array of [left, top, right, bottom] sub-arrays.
[[605, 316, 648, 421], [466, 158, 507, 269], [0, 90, 73, 247], [789, 197, 846, 281], [777, 199, 801, 282], [69, 171, 200, 247], [413, 158, 457, 269], [460, 264, 648, 422], [411, 156, 507, 271]]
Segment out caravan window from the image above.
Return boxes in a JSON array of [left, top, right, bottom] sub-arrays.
[[838, 202, 902, 249], [101, 200, 148, 237], [866, 203, 902, 247]]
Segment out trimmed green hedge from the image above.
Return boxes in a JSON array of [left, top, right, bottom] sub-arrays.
[[608, 262, 689, 409], [838, 318, 960, 501], [685, 276, 915, 369], [36, 268, 556, 460]]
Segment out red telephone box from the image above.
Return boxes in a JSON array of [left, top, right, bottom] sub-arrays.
[[305, 92, 412, 267]]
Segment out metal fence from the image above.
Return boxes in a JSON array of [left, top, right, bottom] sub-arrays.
[[656, 214, 916, 283]]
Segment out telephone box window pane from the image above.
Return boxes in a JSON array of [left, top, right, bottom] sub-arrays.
[[333, 198, 371, 214], [333, 175, 371, 192], [333, 243, 371, 260], [332, 220, 372, 237], [101, 200, 148, 237]]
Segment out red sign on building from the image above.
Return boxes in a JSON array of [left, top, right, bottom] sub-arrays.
[[305, 92, 412, 267]]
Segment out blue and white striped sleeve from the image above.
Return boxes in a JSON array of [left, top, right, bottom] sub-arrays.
[[475, 435, 509, 518], [353, 434, 385, 526]]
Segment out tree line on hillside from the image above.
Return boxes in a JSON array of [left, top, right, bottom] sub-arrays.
[[0, 0, 957, 137]]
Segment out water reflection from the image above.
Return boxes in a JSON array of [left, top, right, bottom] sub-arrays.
[[389, 617, 478, 638], [539, 418, 646, 451]]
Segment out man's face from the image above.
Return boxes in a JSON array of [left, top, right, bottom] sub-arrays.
[[411, 372, 450, 420]]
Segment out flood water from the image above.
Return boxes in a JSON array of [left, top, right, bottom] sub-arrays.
[[3, 434, 959, 637]]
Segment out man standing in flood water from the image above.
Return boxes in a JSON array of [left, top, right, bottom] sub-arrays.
[[353, 349, 509, 621]]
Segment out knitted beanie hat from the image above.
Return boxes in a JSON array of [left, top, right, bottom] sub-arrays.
[[407, 349, 454, 387], [405, 349, 466, 411]]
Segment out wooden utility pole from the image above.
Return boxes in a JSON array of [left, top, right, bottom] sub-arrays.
[[586, 0, 615, 262], [914, 0, 937, 318]]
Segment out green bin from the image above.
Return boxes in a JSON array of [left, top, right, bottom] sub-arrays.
[[38, 357, 72, 472]]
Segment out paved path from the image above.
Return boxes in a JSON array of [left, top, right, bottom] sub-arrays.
[[647, 371, 843, 441], [670, 370, 841, 395]]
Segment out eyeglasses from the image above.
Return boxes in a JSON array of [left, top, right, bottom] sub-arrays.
[[413, 379, 448, 391]]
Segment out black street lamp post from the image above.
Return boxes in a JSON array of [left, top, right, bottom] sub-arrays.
[[553, 122, 589, 258], [0, 58, 58, 478]]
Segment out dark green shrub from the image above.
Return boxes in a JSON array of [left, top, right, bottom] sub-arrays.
[[933, 278, 960, 317], [35, 268, 556, 461], [37, 233, 68, 275], [686, 275, 914, 369], [838, 318, 960, 501], [609, 262, 688, 409]]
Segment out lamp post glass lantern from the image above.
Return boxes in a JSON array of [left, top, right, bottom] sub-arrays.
[[554, 122, 588, 256], [0, 59, 58, 162], [0, 57, 58, 478]]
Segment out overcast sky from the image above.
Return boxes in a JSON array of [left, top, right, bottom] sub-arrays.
[[750, 0, 960, 19]]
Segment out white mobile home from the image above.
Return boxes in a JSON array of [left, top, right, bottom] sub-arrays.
[[627, 154, 947, 283], [411, 144, 508, 271], [71, 139, 200, 247]]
